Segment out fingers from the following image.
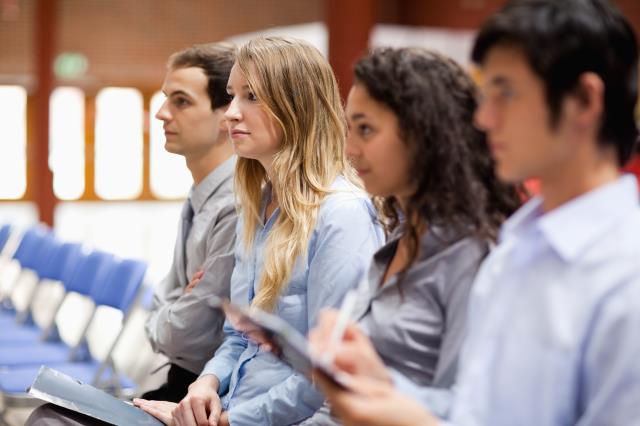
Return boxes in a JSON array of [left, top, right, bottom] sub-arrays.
[[174, 397, 210, 426], [185, 270, 205, 294], [133, 399, 176, 425], [208, 395, 222, 426]]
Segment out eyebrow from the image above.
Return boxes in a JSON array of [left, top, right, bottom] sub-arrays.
[[163, 89, 193, 98], [487, 75, 512, 88], [226, 84, 251, 92], [349, 112, 367, 121]]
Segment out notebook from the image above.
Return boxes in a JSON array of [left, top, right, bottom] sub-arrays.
[[27, 366, 163, 426]]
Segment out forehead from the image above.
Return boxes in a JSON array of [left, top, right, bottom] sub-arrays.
[[162, 66, 208, 95], [346, 83, 392, 117], [479, 43, 540, 87], [227, 62, 251, 88]]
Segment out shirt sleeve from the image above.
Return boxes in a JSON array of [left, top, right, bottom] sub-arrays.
[[576, 277, 640, 425], [144, 205, 237, 373], [200, 318, 248, 395], [227, 195, 385, 426]]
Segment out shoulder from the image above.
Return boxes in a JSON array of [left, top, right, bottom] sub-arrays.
[[318, 176, 377, 224]]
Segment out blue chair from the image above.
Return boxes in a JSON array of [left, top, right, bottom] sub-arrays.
[[0, 226, 52, 321], [0, 242, 83, 344], [0, 250, 116, 367], [0, 258, 148, 409], [0, 224, 11, 254]]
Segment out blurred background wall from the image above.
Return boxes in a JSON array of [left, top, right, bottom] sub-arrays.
[[1, 0, 639, 285]]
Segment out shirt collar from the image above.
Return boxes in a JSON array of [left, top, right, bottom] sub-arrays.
[[190, 156, 236, 213], [501, 174, 639, 262]]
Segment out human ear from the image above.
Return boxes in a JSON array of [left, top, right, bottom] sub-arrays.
[[566, 72, 604, 130]]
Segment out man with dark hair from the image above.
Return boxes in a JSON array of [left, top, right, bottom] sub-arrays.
[[142, 42, 237, 403], [24, 42, 238, 426], [310, 1, 640, 425]]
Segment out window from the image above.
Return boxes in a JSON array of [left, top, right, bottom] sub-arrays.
[[50, 87, 85, 200], [94, 88, 143, 200], [0, 86, 27, 199], [149, 92, 191, 199]]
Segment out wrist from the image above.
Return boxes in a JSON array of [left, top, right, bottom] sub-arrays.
[[193, 374, 220, 392]]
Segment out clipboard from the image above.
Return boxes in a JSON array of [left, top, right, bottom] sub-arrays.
[[27, 366, 163, 426], [220, 299, 351, 389]]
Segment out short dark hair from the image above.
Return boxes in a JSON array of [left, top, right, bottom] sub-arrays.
[[354, 48, 522, 278], [472, 0, 639, 166], [168, 42, 236, 110]]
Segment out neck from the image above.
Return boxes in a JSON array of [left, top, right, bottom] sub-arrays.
[[186, 141, 234, 185], [539, 145, 620, 212]]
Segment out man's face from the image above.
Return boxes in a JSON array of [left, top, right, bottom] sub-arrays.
[[474, 45, 573, 184], [155, 66, 226, 159]]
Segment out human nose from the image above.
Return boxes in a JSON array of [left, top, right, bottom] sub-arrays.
[[155, 99, 171, 122], [474, 96, 497, 132], [345, 131, 362, 159], [224, 96, 241, 122]]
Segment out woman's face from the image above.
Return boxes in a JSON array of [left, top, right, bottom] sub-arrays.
[[345, 83, 413, 199], [225, 63, 283, 170]]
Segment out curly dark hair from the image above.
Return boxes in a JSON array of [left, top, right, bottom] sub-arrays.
[[353, 47, 523, 277]]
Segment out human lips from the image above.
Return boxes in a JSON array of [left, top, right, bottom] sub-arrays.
[[230, 129, 250, 140]]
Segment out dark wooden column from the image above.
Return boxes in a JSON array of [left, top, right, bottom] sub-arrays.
[[33, 0, 58, 226], [326, 0, 376, 100]]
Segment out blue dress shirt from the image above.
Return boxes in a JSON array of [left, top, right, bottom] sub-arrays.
[[440, 175, 640, 425], [201, 176, 385, 426], [395, 175, 640, 425]]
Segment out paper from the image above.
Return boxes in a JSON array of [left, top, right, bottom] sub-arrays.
[[27, 366, 163, 426]]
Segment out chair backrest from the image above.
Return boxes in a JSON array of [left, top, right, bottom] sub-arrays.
[[93, 258, 147, 313], [29, 233, 59, 276], [0, 224, 11, 253], [39, 242, 83, 282], [64, 250, 115, 296], [12, 226, 49, 268]]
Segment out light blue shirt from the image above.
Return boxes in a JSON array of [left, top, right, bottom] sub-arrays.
[[394, 175, 640, 425], [201, 177, 385, 426], [441, 175, 640, 425]]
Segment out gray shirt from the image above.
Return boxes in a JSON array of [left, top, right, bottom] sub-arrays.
[[145, 156, 237, 374], [301, 226, 488, 425]]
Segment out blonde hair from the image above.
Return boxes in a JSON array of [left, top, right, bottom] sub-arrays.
[[235, 36, 360, 311]]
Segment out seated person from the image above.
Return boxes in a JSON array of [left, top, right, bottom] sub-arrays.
[[301, 47, 521, 425], [135, 36, 385, 426], [311, 0, 640, 425], [143, 41, 238, 403]]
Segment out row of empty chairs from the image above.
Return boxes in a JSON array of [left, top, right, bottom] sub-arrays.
[[0, 224, 165, 425]]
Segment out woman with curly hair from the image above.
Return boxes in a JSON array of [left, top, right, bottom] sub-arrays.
[[301, 47, 522, 425]]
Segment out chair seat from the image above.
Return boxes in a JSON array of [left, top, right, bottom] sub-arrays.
[[0, 324, 45, 344], [0, 341, 85, 367]]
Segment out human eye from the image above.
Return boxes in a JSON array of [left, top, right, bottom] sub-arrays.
[[247, 91, 258, 102], [357, 123, 373, 137], [173, 96, 190, 108]]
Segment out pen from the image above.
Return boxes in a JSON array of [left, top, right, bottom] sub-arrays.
[[321, 289, 358, 366]]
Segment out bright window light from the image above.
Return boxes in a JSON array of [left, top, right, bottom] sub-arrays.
[[95, 88, 143, 200], [50, 87, 85, 200], [0, 86, 27, 199], [149, 91, 191, 199]]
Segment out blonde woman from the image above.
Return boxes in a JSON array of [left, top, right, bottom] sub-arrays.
[[135, 37, 384, 426]]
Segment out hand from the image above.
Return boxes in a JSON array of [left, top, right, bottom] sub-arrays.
[[173, 375, 222, 426], [315, 373, 439, 426], [219, 411, 230, 426], [309, 309, 391, 384], [133, 399, 177, 425], [185, 269, 205, 294]]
